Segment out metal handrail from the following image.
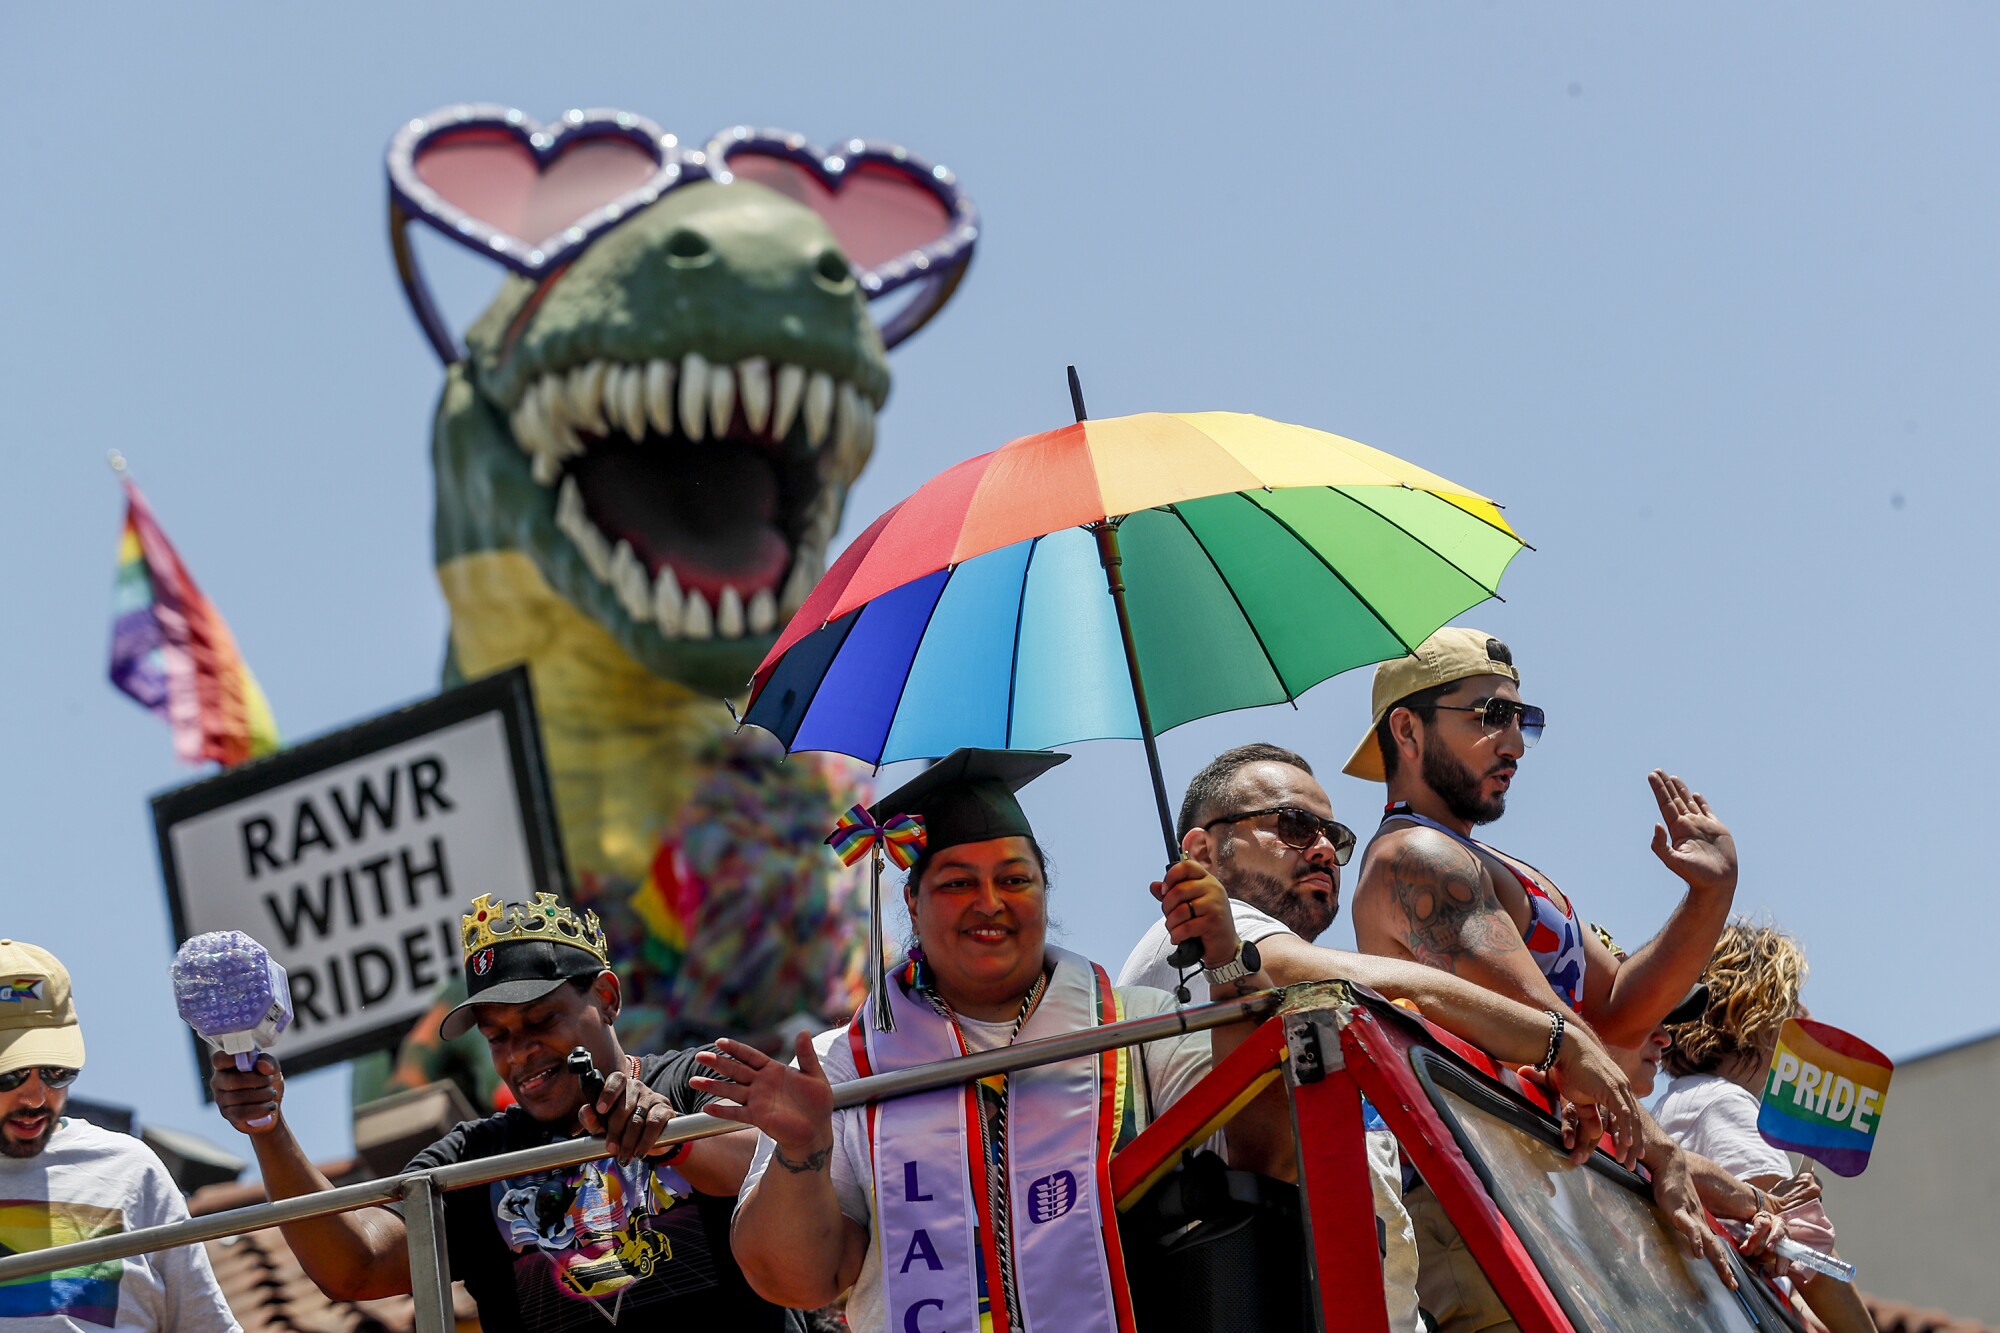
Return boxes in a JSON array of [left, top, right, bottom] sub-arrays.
[[0, 989, 1283, 1303]]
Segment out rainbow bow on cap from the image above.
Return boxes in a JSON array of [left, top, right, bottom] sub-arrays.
[[825, 806, 926, 869]]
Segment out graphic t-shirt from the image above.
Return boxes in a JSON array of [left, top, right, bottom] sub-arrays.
[[405, 1051, 798, 1333], [0, 1117, 239, 1333]]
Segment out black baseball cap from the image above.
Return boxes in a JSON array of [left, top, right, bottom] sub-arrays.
[[440, 894, 610, 1040], [1663, 983, 1710, 1027]]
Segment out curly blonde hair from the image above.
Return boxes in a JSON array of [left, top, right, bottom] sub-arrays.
[[1663, 922, 1808, 1078]]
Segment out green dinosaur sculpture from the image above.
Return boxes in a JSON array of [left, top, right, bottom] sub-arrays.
[[360, 178, 905, 1109]]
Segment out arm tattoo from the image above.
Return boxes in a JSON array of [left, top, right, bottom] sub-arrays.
[[1387, 840, 1525, 973], [773, 1144, 832, 1174]]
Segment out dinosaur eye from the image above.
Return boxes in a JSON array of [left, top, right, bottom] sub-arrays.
[[813, 249, 855, 292], [665, 229, 713, 266]]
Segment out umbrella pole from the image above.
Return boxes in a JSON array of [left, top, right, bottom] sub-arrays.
[[1071, 366, 1200, 975], [1090, 521, 1181, 867], [1067, 367, 1183, 863]]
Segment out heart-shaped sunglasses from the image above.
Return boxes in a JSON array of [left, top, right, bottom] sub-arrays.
[[387, 104, 980, 364]]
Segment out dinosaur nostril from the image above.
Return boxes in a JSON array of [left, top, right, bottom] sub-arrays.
[[813, 248, 855, 292], [665, 229, 713, 265]]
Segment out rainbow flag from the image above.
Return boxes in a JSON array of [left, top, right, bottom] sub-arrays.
[[1758, 1017, 1894, 1177], [108, 477, 279, 766]]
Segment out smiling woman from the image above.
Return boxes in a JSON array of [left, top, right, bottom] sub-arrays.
[[697, 747, 1281, 1333]]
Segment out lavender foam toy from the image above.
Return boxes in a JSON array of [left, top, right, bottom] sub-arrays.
[[172, 931, 293, 1127]]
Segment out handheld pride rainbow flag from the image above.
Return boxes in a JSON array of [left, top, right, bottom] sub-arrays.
[[1758, 1017, 1894, 1177], [108, 474, 279, 767]]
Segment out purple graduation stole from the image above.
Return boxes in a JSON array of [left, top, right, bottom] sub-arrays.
[[846, 946, 1138, 1333]]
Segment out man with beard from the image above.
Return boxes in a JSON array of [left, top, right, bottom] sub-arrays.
[[1119, 746, 1694, 1333], [1345, 628, 1739, 1049], [0, 939, 239, 1333], [1341, 630, 1743, 1331]]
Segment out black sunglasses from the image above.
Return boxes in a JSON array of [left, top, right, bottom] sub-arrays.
[[1432, 696, 1546, 748], [0, 1065, 80, 1093], [1204, 807, 1357, 864]]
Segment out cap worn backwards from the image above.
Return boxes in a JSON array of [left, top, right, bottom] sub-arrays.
[[1343, 627, 1522, 782], [440, 893, 609, 1041], [0, 940, 85, 1076]]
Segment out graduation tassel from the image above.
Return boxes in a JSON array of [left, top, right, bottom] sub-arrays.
[[867, 846, 895, 1032], [825, 805, 927, 1033]]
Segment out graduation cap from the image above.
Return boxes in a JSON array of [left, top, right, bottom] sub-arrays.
[[836, 748, 1069, 1030], [871, 748, 1069, 854]]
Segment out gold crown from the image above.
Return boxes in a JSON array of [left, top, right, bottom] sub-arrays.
[[461, 892, 608, 966]]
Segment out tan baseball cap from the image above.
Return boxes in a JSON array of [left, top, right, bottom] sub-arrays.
[[0, 940, 85, 1075], [1343, 627, 1522, 782]]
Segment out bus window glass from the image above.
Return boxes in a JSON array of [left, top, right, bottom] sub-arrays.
[[1432, 1080, 1760, 1332]]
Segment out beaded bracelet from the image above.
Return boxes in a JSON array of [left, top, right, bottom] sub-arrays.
[[1534, 1010, 1566, 1073]]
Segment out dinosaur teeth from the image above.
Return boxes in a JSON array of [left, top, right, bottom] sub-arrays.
[[652, 563, 683, 638], [780, 548, 823, 617], [614, 365, 646, 439], [511, 382, 550, 459], [568, 361, 610, 436], [832, 384, 872, 484], [679, 353, 709, 442], [644, 359, 677, 436], [571, 513, 611, 582], [802, 486, 842, 551], [717, 584, 746, 638], [738, 358, 771, 435], [802, 372, 835, 448], [682, 587, 714, 640], [524, 355, 873, 640], [772, 363, 805, 441], [545, 384, 584, 458], [708, 361, 737, 438], [612, 541, 652, 620]]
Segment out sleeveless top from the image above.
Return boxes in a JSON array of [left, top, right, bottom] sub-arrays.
[[1381, 802, 1588, 1010]]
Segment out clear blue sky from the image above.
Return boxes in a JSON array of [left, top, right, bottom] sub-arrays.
[[4, 5, 1994, 1164]]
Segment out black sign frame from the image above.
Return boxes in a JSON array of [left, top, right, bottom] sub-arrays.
[[152, 666, 569, 1089]]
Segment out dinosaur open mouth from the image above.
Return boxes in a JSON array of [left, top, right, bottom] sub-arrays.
[[508, 356, 876, 640]]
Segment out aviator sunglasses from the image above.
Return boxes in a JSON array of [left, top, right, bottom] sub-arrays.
[[1432, 696, 1547, 748], [0, 1066, 80, 1094], [1203, 807, 1357, 864]]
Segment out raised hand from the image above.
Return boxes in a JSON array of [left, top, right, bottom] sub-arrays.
[[210, 1049, 284, 1135], [1647, 771, 1738, 895], [691, 1034, 836, 1165]]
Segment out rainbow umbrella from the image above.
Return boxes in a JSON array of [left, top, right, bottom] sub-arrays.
[[743, 379, 1527, 865]]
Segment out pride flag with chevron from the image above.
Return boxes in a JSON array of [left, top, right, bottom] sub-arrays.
[[108, 475, 279, 766]]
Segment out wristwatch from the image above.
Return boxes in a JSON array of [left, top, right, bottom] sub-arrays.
[[1202, 938, 1262, 987]]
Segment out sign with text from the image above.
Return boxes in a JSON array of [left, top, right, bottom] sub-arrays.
[[1758, 1017, 1894, 1177], [154, 668, 567, 1084]]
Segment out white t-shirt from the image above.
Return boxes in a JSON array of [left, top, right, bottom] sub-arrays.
[[1118, 896, 1422, 1333], [740, 986, 1210, 1333], [1652, 1074, 1794, 1183], [1116, 896, 1296, 998], [1654, 1074, 1840, 1257], [0, 1118, 240, 1333]]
